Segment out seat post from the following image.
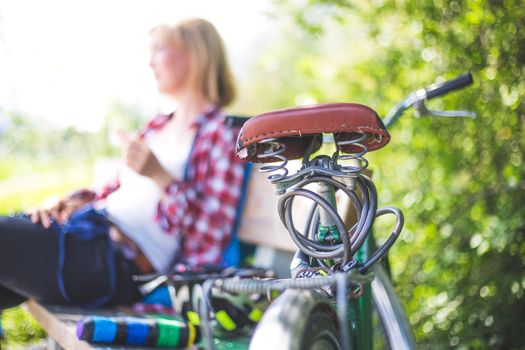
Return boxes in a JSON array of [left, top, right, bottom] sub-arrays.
[[316, 181, 340, 244]]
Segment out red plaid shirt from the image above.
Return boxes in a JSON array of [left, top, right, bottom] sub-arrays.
[[94, 108, 245, 267]]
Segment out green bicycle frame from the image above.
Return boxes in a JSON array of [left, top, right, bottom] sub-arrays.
[[316, 180, 375, 350]]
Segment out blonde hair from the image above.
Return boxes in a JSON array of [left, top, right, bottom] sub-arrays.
[[150, 18, 236, 107]]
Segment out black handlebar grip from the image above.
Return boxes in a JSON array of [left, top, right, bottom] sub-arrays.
[[425, 72, 473, 99]]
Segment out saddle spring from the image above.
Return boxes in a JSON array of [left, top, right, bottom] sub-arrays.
[[256, 138, 289, 182], [334, 132, 370, 175]]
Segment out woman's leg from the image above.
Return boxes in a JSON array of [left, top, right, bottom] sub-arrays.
[[0, 216, 63, 309], [0, 216, 141, 310], [0, 286, 26, 310], [60, 236, 142, 306]]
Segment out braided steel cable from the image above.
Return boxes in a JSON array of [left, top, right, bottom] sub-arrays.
[[246, 132, 403, 277], [359, 206, 404, 272], [278, 175, 378, 265]]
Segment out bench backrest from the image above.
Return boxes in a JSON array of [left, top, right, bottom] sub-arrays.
[[236, 164, 356, 251]]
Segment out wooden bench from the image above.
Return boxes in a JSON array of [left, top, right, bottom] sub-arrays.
[[24, 164, 356, 349], [24, 301, 149, 350]]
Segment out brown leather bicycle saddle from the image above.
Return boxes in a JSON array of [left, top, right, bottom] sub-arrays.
[[236, 103, 390, 162]]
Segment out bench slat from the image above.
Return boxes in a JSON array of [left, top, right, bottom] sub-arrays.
[[25, 300, 94, 350], [25, 300, 159, 350]]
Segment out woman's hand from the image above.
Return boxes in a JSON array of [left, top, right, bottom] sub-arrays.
[[123, 136, 173, 189], [28, 194, 92, 228]]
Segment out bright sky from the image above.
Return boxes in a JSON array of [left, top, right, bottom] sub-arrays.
[[0, 0, 275, 131]]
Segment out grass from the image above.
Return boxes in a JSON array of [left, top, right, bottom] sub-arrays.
[[0, 159, 94, 348], [1, 308, 46, 348]]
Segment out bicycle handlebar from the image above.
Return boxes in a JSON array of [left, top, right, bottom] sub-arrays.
[[382, 72, 475, 128], [425, 72, 473, 100]]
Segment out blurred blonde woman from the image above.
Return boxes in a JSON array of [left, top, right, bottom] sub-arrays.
[[0, 18, 244, 309]]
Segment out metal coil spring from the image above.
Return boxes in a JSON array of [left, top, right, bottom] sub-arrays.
[[335, 132, 369, 175], [256, 138, 289, 182]]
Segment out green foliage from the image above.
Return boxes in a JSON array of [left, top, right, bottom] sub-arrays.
[[1, 307, 46, 347], [0, 111, 101, 181], [252, 0, 524, 348], [0, 99, 143, 178]]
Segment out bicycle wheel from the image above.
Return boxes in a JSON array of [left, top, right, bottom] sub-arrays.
[[249, 289, 342, 350]]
